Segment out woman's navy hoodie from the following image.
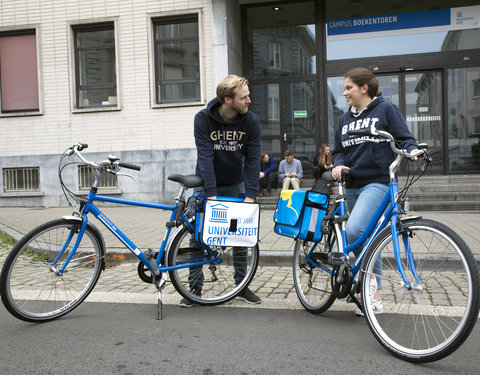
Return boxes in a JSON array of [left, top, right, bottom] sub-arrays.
[[194, 98, 261, 198], [332, 96, 418, 188]]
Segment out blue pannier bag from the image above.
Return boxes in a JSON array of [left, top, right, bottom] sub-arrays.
[[273, 190, 329, 242]]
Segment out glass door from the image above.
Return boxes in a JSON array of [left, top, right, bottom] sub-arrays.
[[252, 80, 317, 178], [404, 71, 444, 173], [284, 80, 316, 177], [252, 83, 282, 165], [447, 67, 480, 172]]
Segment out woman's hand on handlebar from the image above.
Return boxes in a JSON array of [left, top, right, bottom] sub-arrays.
[[332, 166, 349, 181], [409, 148, 423, 161]]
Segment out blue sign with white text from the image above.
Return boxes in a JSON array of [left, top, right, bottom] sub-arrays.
[[327, 8, 451, 36]]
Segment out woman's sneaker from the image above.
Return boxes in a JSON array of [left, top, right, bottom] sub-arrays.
[[355, 299, 384, 317], [236, 287, 261, 304], [355, 276, 383, 316]]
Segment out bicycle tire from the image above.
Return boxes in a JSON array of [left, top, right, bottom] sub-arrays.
[[1, 218, 105, 322], [167, 220, 259, 305], [293, 230, 338, 314], [361, 218, 480, 363]]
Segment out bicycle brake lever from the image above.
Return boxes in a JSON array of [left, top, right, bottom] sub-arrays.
[[116, 172, 136, 180]]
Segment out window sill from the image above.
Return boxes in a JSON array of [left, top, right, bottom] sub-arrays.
[[0, 111, 43, 118], [72, 106, 121, 114], [152, 101, 205, 109], [0, 191, 44, 198]]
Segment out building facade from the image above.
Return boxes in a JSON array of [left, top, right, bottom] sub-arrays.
[[1, 0, 479, 206]]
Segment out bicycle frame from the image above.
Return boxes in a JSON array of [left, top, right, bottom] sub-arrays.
[[319, 178, 416, 290], [53, 188, 219, 278]]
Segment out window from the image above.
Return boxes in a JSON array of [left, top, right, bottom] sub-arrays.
[[0, 30, 39, 113], [269, 42, 281, 68], [3, 167, 40, 192], [268, 84, 280, 121], [73, 22, 117, 109], [78, 165, 118, 190], [153, 14, 200, 104], [474, 79, 480, 98]]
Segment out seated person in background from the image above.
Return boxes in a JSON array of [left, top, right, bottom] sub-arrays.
[[278, 150, 303, 190], [312, 143, 334, 193], [259, 151, 276, 197], [313, 143, 333, 176]]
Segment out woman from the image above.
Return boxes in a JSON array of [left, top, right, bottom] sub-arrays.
[[331, 67, 420, 316], [313, 143, 333, 175], [312, 144, 334, 194], [259, 152, 276, 196]]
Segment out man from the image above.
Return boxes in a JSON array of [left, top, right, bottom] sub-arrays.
[[181, 75, 261, 307], [278, 150, 303, 190]]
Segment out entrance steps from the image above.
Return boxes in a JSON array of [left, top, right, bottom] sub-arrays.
[[256, 175, 480, 211]]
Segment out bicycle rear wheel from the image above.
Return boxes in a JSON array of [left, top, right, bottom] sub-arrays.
[[0, 218, 105, 322], [293, 232, 337, 314], [167, 220, 259, 305], [361, 218, 480, 363]]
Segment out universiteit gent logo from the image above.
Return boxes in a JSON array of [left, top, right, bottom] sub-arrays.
[[209, 203, 229, 223]]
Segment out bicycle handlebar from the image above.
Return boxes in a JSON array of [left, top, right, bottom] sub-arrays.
[[70, 143, 142, 172], [347, 126, 427, 160], [119, 161, 142, 171]]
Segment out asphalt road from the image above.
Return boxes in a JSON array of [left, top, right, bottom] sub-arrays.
[[1, 301, 479, 375]]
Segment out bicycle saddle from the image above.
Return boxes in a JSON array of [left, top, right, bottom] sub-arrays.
[[168, 174, 203, 188]]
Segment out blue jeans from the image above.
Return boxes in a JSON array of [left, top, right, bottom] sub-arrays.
[[186, 183, 248, 292], [346, 183, 389, 288]]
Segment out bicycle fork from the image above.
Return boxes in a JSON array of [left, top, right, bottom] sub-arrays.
[[50, 217, 90, 276], [391, 217, 421, 291]]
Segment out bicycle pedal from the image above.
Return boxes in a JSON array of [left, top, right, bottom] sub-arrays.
[[310, 252, 328, 264], [328, 252, 345, 266]]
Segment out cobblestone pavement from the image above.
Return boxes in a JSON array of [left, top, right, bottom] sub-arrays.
[[1, 206, 479, 312]]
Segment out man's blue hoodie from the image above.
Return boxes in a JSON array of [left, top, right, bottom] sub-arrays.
[[332, 96, 418, 188], [194, 98, 261, 198]]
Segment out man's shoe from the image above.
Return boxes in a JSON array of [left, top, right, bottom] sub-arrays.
[[236, 287, 261, 304], [258, 189, 264, 197], [266, 189, 271, 197], [179, 288, 201, 308], [179, 297, 195, 308]]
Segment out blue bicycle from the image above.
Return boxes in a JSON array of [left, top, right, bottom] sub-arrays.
[[292, 128, 480, 362], [0, 143, 259, 321]]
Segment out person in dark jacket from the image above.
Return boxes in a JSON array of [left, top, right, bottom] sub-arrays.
[[259, 151, 276, 196], [182, 75, 261, 307], [313, 143, 333, 176], [331, 67, 420, 316]]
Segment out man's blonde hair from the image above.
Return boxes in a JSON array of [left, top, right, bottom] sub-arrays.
[[216, 75, 249, 104]]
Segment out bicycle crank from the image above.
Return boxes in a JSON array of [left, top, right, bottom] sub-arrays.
[[331, 263, 353, 298]]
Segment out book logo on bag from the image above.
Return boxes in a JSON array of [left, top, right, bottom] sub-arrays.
[[209, 203, 229, 223]]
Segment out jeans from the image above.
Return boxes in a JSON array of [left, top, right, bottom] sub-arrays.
[[346, 183, 389, 288], [186, 183, 249, 292], [259, 172, 275, 190]]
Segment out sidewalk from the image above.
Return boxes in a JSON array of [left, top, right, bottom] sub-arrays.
[[1, 206, 479, 257], [1, 206, 479, 310]]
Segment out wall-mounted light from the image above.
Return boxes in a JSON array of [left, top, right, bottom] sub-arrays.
[[273, 7, 281, 11]]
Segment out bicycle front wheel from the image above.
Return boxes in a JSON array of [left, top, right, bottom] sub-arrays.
[[293, 232, 337, 314], [361, 218, 480, 363], [167, 221, 259, 305], [1, 218, 105, 322]]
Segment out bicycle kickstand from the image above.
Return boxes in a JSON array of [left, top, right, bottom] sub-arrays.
[[156, 272, 168, 320]]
